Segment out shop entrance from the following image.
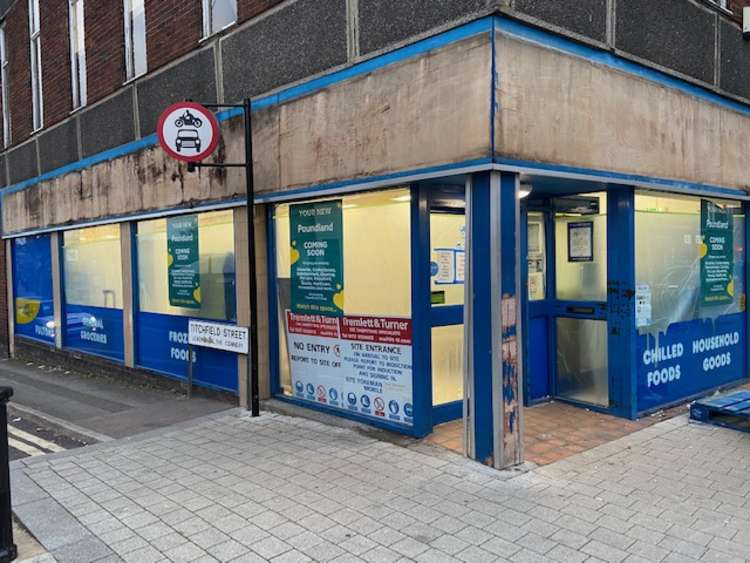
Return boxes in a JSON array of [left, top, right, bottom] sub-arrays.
[[522, 190, 611, 410], [425, 185, 466, 424]]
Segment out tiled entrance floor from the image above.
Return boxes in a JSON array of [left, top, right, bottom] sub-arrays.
[[425, 400, 688, 465]]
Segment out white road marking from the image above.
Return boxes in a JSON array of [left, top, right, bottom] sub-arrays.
[[8, 437, 45, 457], [8, 425, 64, 453]]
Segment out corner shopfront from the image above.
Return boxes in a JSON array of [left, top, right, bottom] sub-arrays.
[[4, 15, 750, 468], [265, 175, 749, 464]]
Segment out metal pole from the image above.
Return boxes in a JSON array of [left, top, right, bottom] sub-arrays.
[[0, 387, 17, 562], [244, 98, 260, 417], [186, 343, 193, 399]]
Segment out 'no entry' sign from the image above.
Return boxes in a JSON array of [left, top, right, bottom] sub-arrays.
[[157, 101, 220, 163]]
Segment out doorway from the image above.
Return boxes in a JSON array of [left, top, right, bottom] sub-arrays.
[[523, 191, 611, 410], [419, 184, 466, 424]]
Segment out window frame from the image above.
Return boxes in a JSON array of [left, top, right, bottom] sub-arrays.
[[201, 0, 237, 38], [28, 0, 43, 131], [68, 0, 87, 109], [0, 24, 11, 147], [123, 0, 147, 81]]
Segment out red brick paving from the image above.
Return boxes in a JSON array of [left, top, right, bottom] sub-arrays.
[[425, 400, 689, 465]]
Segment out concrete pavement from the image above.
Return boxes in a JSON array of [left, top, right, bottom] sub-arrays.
[[9, 407, 750, 562], [0, 358, 233, 439]]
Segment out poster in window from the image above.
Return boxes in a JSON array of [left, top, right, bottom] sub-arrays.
[[700, 200, 734, 305], [167, 215, 201, 308], [567, 221, 593, 262], [290, 200, 344, 316]]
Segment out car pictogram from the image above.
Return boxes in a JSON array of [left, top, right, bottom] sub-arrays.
[[175, 129, 201, 153]]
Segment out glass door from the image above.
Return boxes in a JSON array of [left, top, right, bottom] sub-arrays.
[[428, 186, 465, 423], [552, 192, 609, 407]]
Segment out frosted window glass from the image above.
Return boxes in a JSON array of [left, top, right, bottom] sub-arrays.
[[136, 210, 235, 321], [432, 324, 464, 405], [556, 318, 608, 407], [64, 225, 122, 308], [555, 193, 607, 301], [635, 192, 744, 334]]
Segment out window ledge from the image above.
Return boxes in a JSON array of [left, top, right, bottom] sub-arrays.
[[199, 20, 238, 44], [701, 0, 734, 17]]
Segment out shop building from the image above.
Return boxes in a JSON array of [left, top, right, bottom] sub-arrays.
[[1, 0, 750, 467]]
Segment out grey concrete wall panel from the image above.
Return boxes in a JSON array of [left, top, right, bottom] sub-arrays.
[[615, 0, 715, 84], [359, 0, 488, 55], [7, 142, 38, 185], [38, 120, 79, 174], [222, 0, 348, 102], [0, 155, 6, 188], [0, 1, 11, 19], [719, 20, 750, 100], [137, 49, 217, 136], [80, 89, 136, 158], [514, 0, 607, 43]]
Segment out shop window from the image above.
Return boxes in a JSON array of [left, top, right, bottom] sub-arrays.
[[635, 192, 746, 412], [273, 189, 413, 426], [12, 234, 54, 344], [63, 225, 124, 361], [136, 210, 236, 321], [135, 210, 238, 392]]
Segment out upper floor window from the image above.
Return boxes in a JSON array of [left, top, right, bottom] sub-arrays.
[[28, 0, 43, 130], [0, 25, 10, 147], [202, 0, 237, 37], [124, 0, 147, 80], [69, 0, 87, 109]]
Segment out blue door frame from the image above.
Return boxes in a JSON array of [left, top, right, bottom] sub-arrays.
[[521, 187, 635, 418]]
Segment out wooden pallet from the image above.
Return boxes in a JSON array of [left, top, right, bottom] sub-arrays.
[[690, 390, 750, 432]]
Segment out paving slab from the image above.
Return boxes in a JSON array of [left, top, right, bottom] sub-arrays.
[[8, 410, 750, 562]]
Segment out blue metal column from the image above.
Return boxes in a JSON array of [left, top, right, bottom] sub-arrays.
[[411, 183, 433, 438], [466, 170, 523, 467], [466, 172, 494, 463], [607, 188, 637, 418], [494, 171, 523, 468]]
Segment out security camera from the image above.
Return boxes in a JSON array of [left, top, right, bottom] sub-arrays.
[[744, 7, 750, 40]]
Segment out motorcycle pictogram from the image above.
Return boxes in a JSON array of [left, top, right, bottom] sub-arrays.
[[174, 110, 203, 128]]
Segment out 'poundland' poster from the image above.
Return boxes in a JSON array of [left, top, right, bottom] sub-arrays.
[[286, 311, 413, 426], [167, 215, 201, 308], [290, 200, 344, 316], [700, 200, 734, 305]]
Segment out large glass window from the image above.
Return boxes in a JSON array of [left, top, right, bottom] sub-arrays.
[[124, 0, 147, 80], [635, 192, 746, 412], [635, 193, 745, 333], [28, 0, 43, 130], [13, 234, 54, 344], [134, 210, 238, 392], [273, 189, 413, 425], [202, 0, 236, 37], [69, 0, 87, 108], [63, 225, 124, 361], [136, 210, 236, 321]]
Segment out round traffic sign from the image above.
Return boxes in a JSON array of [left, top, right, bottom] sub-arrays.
[[157, 102, 220, 163]]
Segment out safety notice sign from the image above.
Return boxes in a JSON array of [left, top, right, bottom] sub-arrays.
[[286, 311, 413, 426]]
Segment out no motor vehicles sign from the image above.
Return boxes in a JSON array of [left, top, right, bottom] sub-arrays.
[[157, 101, 220, 163]]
